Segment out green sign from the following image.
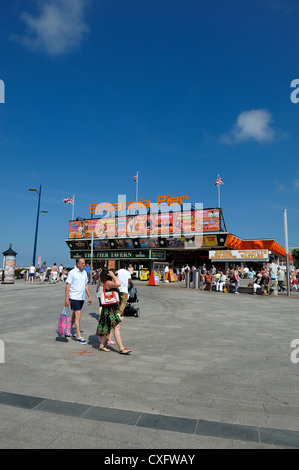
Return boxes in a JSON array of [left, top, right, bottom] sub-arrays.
[[69, 250, 166, 260]]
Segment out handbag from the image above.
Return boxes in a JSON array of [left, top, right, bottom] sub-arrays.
[[100, 282, 119, 306], [57, 307, 72, 336]]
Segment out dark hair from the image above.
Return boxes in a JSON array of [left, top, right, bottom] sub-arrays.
[[100, 267, 112, 283]]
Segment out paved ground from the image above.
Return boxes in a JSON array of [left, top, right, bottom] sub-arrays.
[[1, 278, 299, 451]]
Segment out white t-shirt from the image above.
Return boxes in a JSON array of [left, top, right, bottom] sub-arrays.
[[66, 266, 88, 300], [117, 269, 131, 294]]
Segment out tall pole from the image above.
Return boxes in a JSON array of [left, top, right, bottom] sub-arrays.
[[283, 209, 291, 297], [32, 185, 41, 267], [136, 171, 139, 201], [72, 194, 75, 220], [90, 227, 94, 281]]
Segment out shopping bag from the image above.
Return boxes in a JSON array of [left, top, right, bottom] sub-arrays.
[[57, 307, 72, 336]]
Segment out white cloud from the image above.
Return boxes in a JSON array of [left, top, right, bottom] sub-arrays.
[[221, 109, 275, 144], [12, 0, 90, 56]]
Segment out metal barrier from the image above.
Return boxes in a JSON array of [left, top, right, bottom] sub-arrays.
[[193, 270, 200, 290], [185, 272, 190, 288]]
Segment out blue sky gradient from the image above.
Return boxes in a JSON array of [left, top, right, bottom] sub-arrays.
[[1, 0, 299, 266]]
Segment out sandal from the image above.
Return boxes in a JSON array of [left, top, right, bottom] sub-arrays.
[[99, 346, 110, 352], [119, 348, 132, 355]]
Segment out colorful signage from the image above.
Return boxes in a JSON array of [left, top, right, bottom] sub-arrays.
[[90, 194, 189, 214], [68, 209, 221, 239], [2, 255, 16, 284], [209, 249, 269, 261], [195, 209, 220, 232]]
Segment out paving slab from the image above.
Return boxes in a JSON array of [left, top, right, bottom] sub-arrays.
[[1, 279, 299, 450]]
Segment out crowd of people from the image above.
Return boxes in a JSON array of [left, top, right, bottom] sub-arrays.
[[22, 262, 68, 284], [176, 263, 299, 295]]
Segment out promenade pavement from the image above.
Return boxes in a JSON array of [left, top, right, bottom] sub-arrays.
[[1, 278, 299, 451]]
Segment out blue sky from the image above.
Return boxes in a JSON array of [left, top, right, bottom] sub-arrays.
[[1, 0, 299, 267]]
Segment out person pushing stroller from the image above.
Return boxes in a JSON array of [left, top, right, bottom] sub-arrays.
[[116, 263, 134, 321]]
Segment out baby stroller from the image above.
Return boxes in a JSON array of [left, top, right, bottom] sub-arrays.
[[123, 285, 140, 317]]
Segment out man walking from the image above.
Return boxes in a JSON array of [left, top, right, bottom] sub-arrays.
[[277, 267, 286, 292], [65, 258, 92, 344], [116, 263, 133, 320]]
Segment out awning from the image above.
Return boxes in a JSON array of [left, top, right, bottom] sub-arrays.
[[225, 233, 292, 260]]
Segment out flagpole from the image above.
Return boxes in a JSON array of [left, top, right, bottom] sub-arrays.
[[217, 175, 220, 208], [72, 195, 75, 220], [136, 171, 138, 201]]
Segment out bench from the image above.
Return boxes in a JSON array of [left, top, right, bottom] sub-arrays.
[[207, 277, 276, 295]]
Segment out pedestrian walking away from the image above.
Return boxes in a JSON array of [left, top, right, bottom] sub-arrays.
[[116, 263, 133, 320], [65, 258, 92, 344], [28, 264, 36, 284]]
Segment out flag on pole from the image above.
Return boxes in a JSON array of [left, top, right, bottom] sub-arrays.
[[63, 197, 74, 204], [133, 173, 138, 182], [215, 176, 224, 186]]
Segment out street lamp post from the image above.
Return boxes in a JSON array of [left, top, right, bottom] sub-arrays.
[[283, 209, 291, 297], [29, 185, 47, 267]]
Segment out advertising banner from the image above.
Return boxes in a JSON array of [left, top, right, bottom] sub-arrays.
[[195, 209, 220, 232], [153, 213, 173, 235], [3, 255, 16, 284], [68, 209, 221, 239], [209, 249, 269, 262], [173, 211, 195, 234]]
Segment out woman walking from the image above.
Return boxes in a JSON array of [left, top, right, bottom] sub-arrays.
[[97, 268, 132, 354], [233, 268, 240, 294]]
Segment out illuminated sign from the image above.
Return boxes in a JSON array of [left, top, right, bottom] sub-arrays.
[[209, 249, 269, 261], [90, 194, 189, 214], [68, 209, 221, 239]]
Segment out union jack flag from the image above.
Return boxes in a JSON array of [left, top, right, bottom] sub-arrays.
[[215, 177, 224, 186], [133, 174, 138, 182], [63, 197, 74, 204]]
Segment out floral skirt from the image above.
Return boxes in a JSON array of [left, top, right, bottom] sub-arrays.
[[97, 304, 120, 337]]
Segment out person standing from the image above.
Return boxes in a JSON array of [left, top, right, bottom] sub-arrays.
[[28, 264, 36, 284], [116, 264, 133, 320], [51, 263, 59, 284], [65, 258, 92, 344], [84, 263, 91, 283], [59, 263, 64, 282], [233, 268, 240, 294], [39, 261, 47, 284]]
